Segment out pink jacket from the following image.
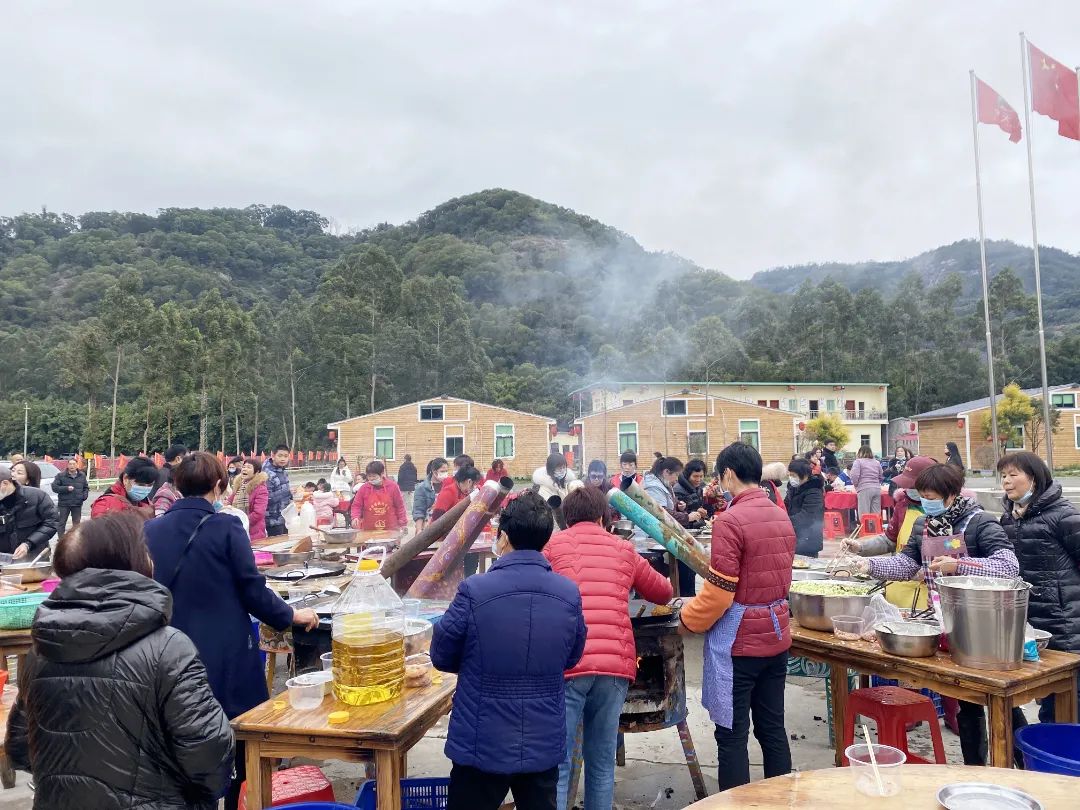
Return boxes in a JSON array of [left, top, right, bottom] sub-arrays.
[[544, 521, 673, 681], [246, 482, 268, 541], [312, 491, 338, 522]]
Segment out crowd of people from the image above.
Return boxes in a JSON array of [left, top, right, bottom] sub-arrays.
[[2, 436, 1079, 809]]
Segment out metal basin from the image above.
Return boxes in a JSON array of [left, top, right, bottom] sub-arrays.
[[788, 581, 875, 632], [611, 520, 635, 539], [791, 569, 831, 582], [0, 561, 53, 583], [270, 550, 316, 566], [875, 621, 941, 657]]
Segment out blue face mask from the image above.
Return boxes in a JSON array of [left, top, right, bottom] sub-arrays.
[[213, 500, 225, 512], [1019, 488, 1034, 505], [921, 498, 946, 516], [905, 488, 921, 502], [128, 484, 153, 502]]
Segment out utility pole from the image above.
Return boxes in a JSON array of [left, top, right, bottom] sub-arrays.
[[23, 402, 29, 456]]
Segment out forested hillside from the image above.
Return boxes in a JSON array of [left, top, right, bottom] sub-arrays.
[[1, 189, 1077, 456]]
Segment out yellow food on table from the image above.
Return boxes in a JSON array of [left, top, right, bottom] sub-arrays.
[[651, 605, 674, 616]]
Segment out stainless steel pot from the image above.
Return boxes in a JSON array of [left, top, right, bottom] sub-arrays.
[[875, 622, 941, 657], [0, 561, 53, 583], [937, 575, 1030, 671], [611, 520, 635, 539], [788, 582, 875, 632], [270, 550, 316, 566], [791, 569, 831, 582]]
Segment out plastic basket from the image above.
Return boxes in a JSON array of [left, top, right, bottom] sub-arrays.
[[1015, 723, 1080, 776], [0, 592, 49, 630], [354, 778, 450, 809], [277, 804, 357, 810]]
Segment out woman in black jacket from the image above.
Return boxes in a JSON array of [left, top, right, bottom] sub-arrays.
[[945, 442, 964, 469], [7, 510, 234, 809], [786, 458, 824, 557], [997, 451, 1080, 723]]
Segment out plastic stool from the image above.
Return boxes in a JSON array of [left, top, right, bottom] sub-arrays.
[[238, 766, 336, 810], [823, 511, 846, 539], [842, 686, 946, 765], [859, 514, 882, 536]]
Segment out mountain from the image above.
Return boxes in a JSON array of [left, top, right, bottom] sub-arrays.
[[0, 189, 1077, 456], [749, 239, 1080, 331]]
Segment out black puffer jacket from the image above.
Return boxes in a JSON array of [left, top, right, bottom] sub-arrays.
[[999, 484, 1080, 653], [0, 483, 58, 555], [786, 475, 825, 556], [6, 568, 234, 809], [673, 474, 708, 526]]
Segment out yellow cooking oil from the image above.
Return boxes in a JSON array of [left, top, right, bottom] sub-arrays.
[[330, 555, 406, 706]]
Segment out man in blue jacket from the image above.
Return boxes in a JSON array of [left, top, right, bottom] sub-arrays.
[[432, 490, 586, 810], [262, 444, 292, 537]]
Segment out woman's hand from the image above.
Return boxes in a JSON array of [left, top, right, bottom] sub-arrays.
[[840, 537, 863, 555], [292, 607, 320, 630], [12, 544, 30, 560], [351, 518, 361, 530], [928, 556, 960, 575]]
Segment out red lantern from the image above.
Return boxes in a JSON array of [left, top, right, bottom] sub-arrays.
[[956, 419, 965, 429], [798, 422, 806, 431], [328, 429, 337, 441]]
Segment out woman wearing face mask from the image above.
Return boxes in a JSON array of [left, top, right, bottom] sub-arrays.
[[432, 465, 483, 521], [90, 457, 160, 517], [144, 452, 319, 810], [848, 463, 1022, 765], [227, 458, 268, 541], [842, 455, 934, 610], [532, 453, 582, 504], [784, 459, 824, 557], [413, 458, 448, 532], [997, 451, 1080, 723], [350, 460, 408, 534], [642, 456, 695, 525]]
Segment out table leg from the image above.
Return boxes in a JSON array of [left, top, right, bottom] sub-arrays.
[[987, 695, 1012, 769], [244, 741, 273, 810], [375, 748, 404, 810], [1054, 676, 1078, 723], [265, 652, 276, 694], [0, 649, 8, 672], [677, 720, 707, 800], [398, 752, 408, 777], [829, 666, 850, 767], [669, 553, 680, 596]]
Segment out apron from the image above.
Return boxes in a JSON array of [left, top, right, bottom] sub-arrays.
[[702, 599, 785, 729], [883, 507, 927, 611], [920, 531, 968, 593]]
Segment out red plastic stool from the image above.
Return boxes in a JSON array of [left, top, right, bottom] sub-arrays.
[[238, 765, 336, 810], [859, 513, 882, 536], [842, 686, 946, 765], [823, 511, 846, 539]]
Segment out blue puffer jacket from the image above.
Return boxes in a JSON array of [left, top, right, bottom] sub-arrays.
[[261, 460, 292, 531], [431, 550, 586, 774], [412, 477, 438, 521]]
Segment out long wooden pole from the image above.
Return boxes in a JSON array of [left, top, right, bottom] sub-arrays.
[[621, 478, 705, 553], [381, 494, 471, 579]]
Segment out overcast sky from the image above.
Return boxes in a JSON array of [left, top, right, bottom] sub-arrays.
[[3, 1, 1079, 278]]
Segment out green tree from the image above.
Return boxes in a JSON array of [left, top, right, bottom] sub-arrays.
[[981, 383, 1036, 448], [99, 274, 151, 457], [805, 413, 850, 448]]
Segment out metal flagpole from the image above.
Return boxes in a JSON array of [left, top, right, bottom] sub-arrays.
[[969, 71, 1001, 465], [1019, 32, 1055, 468]]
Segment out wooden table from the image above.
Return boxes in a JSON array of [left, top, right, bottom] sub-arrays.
[[791, 624, 1080, 768], [684, 764, 1076, 808], [233, 674, 456, 810], [0, 629, 32, 674]]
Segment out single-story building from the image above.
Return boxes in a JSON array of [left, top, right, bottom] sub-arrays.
[[913, 384, 1080, 471], [575, 393, 801, 471], [328, 396, 555, 479]]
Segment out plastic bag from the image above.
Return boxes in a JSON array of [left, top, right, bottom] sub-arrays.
[[860, 594, 903, 640]]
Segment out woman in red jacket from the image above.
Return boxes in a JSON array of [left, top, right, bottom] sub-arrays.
[[544, 486, 672, 810], [350, 461, 408, 533], [228, 459, 268, 540], [681, 442, 796, 792], [430, 466, 482, 520]]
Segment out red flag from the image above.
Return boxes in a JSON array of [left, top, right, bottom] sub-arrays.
[[976, 78, 1022, 142], [1029, 42, 1079, 140]]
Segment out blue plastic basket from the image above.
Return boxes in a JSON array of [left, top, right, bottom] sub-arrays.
[[1015, 723, 1080, 776], [870, 675, 944, 718], [0, 592, 49, 630], [354, 778, 450, 810]]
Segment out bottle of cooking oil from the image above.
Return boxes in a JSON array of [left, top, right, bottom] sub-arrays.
[[331, 549, 405, 706]]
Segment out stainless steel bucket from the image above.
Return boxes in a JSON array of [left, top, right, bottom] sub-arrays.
[[936, 575, 1030, 671]]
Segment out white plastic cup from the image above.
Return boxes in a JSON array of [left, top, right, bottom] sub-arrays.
[[320, 651, 333, 671], [286, 675, 325, 710], [845, 743, 905, 797], [403, 598, 421, 619]]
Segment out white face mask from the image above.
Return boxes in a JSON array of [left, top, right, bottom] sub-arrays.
[[788, 476, 800, 488]]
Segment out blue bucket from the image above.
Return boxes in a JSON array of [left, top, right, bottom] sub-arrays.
[[1015, 723, 1080, 776]]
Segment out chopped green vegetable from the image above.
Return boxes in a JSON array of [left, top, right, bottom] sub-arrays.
[[789, 581, 875, 596]]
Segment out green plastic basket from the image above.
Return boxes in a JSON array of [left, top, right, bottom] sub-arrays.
[[0, 592, 49, 630]]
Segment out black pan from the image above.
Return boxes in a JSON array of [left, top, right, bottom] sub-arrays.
[[264, 562, 346, 581], [629, 599, 679, 626]]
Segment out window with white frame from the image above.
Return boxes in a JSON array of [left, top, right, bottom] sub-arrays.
[[664, 399, 688, 416], [1074, 415, 1080, 449], [688, 429, 707, 456], [618, 422, 638, 453], [374, 426, 395, 459], [787, 398, 798, 412], [860, 435, 871, 447], [494, 424, 515, 458], [445, 425, 464, 458], [419, 404, 444, 421], [739, 419, 760, 450], [1052, 393, 1076, 409], [1005, 424, 1026, 450]]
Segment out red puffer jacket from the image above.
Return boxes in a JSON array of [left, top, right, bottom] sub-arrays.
[[544, 521, 673, 680], [713, 487, 796, 657]]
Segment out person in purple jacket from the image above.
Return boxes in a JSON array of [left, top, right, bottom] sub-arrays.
[[431, 491, 586, 810]]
